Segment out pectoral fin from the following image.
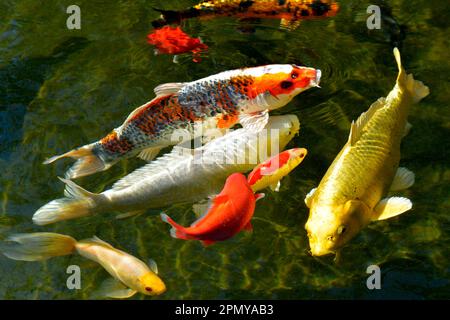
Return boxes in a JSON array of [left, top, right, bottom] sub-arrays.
[[373, 197, 412, 221], [255, 193, 265, 201], [148, 259, 158, 274], [239, 110, 269, 132], [243, 221, 253, 232], [216, 113, 239, 129], [270, 181, 281, 192], [403, 122, 412, 137], [192, 199, 212, 218], [138, 147, 162, 162], [96, 278, 137, 299], [201, 240, 215, 247], [389, 167, 415, 191], [304, 187, 317, 208]]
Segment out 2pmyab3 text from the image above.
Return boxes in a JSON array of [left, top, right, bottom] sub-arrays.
[[174, 303, 274, 318]]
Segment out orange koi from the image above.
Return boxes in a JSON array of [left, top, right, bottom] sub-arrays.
[[160, 173, 264, 246], [147, 26, 208, 63]]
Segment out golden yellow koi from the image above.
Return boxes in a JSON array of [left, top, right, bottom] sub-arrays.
[[304, 48, 429, 256], [0, 233, 166, 298]]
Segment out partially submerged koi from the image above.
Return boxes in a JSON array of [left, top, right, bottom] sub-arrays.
[[147, 26, 208, 63], [152, 0, 339, 30]]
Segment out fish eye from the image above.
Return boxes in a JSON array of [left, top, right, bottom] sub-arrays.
[[291, 72, 298, 79], [280, 81, 293, 89], [337, 226, 347, 235], [145, 287, 153, 292]]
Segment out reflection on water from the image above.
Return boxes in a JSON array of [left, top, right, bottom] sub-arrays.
[[0, 0, 449, 299]]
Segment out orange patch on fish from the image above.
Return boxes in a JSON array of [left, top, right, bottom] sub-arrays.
[[128, 95, 203, 136], [216, 113, 239, 129], [100, 130, 134, 154], [248, 67, 318, 99]]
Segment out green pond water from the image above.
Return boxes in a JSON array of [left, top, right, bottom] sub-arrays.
[[0, 0, 449, 299]]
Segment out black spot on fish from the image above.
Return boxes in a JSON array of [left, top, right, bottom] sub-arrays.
[[278, 0, 286, 6], [308, 1, 331, 16], [239, 0, 254, 11], [280, 81, 293, 89], [301, 9, 310, 16]]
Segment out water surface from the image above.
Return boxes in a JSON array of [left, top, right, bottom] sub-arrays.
[[0, 0, 449, 299]]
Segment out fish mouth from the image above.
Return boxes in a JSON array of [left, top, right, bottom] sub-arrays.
[[312, 69, 322, 87], [308, 241, 334, 257]]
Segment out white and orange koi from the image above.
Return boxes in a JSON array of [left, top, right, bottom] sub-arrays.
[[44, 65, 320, 179]]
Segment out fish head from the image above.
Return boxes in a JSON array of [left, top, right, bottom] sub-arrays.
[[264, 114, 300, 150], [287, 147, 308, 168], [305, 200, 371, 256], [137, 272, 167, 296], [245, 64, 321, 111]]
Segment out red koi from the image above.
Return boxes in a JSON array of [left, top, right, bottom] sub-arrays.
[[160, 173, 264, 246], [147, 26, 208, 63]]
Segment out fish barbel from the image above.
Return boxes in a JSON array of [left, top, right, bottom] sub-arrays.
[[33, 115, 300, 225], [152, 0, 339, 30], [0, 233, 165, 298], [304, 48, 429, 256], [44, 65, 320, 179]]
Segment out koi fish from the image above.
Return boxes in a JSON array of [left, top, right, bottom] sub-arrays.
[[44, 64, 320, 179], [147, 26, 208, 63], [304, 48, 429, 256], [0, 233, 165, 299], [247, 147, 307, 192], [152, 0, 340, 30], [33, 115, 300, 225], [161, 173, 264, 246]]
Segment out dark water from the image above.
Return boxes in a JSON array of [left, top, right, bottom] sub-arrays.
[[0, 0, 449, 299]]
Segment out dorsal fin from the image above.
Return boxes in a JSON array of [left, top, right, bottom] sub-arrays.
[[85, 236, 115, 249], [123, 100, 153, 124], [348, 97, 386, 145], [154, 82, 186, 97], [111, 147, 194, 190]]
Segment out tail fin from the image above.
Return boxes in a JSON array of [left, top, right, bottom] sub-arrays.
[[43, 144, 107, 179], [32, 178, 101, 225], [393, 48, 430, 103], [160, 213, 191, 240], [0, 233, 77, 261]]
